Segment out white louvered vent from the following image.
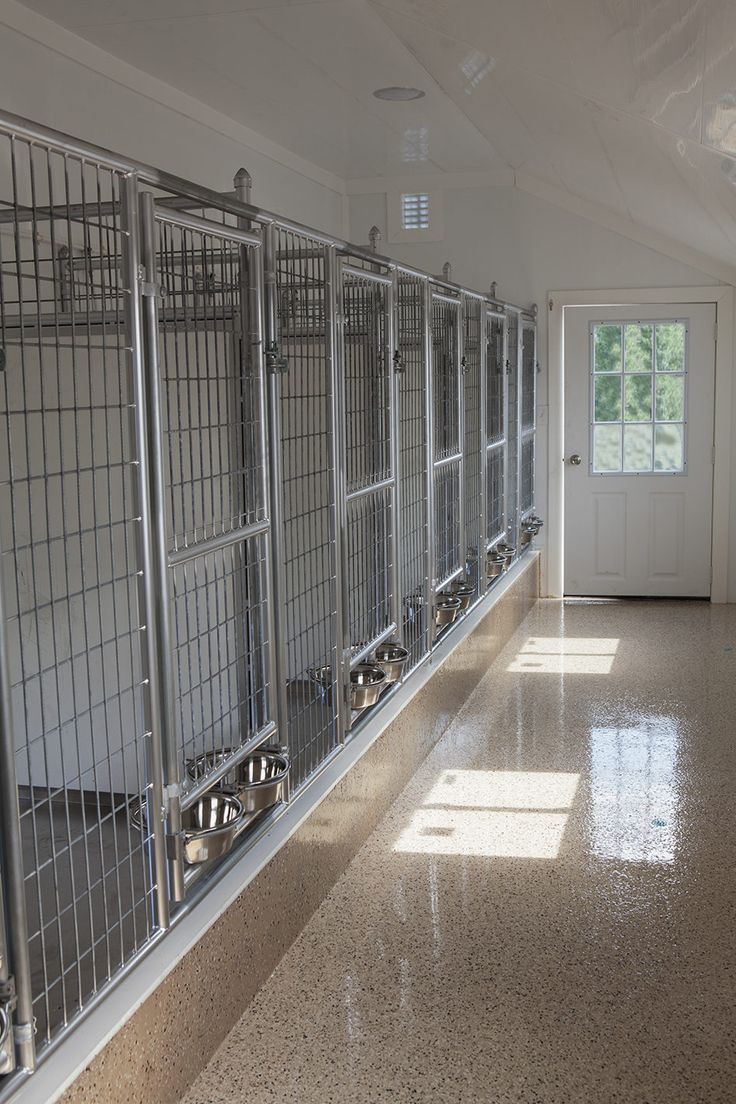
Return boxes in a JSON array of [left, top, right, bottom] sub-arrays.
[[401, 192, 431, 231]]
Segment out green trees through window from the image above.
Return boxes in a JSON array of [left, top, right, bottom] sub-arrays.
[[591, 321, 686, 473]]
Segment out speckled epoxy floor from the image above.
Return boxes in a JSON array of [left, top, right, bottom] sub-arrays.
[[181, 599, 736, 1104]]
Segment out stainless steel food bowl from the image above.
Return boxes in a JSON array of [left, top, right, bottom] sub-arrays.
[[486, 552, 506, 578], [435, 595, 461, 627], [449, 581, 475, 610], [186, 747, 290, 813], [350, 664, 386, 709], [236, 749, 290, 813], [373, 642, 409, 684], [129, 791, 244, 865], [497, 543, 516, 564], [180, 793, 244, 863]]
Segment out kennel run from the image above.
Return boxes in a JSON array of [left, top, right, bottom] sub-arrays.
[[0, 109, 540, 1092]]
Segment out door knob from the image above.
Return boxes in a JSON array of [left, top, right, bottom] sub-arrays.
[[569, 453, 582, 466]]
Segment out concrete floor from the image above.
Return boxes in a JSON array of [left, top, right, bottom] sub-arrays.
[[181, 598, 736, 1104]]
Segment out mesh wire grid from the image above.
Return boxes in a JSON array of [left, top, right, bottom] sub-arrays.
[[520, 323, 536, 516], [343, 272, 391, 494], [396, 273, 429, 670], [274, 226, 338, 789], [433, 459, 462, 588], [486, 312, 507, 547], [431, 295, 462, 588], [346, 487, 393, 653], [0, 134, 155, 1048], [506, 311, 520, 547], [342, 266, 395, 659], [462, 297, 482, 598], [154, 217, 273, 788]]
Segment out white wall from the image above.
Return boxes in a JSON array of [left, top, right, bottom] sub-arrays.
[[349, 185, 736, 598], [0, 12, 345, 235]]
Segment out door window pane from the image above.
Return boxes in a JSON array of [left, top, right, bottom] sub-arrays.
[[594, 325, 622, 373], [624, 425, 653, 472], [594, 425, 622, 472], [591, 318, 686, 475], [655, 323, 685, 372], [624, 324, 653, 373], [624, 375, 652, 422], [654, 424, 684, 471], [594, 376, 621, 422], [655, 375, 684, 421]]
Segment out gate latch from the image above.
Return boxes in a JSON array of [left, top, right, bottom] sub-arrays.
[[392, 349, 405, 374], [265, 341, 289, 374]]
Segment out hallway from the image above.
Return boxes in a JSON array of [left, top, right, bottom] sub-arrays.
[[182, 598, 736, 1104]]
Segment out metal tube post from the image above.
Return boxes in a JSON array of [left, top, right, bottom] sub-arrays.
[[326, 246, 347, 744], [260, 223, 290, 785], [0, 552, 35, 1071], [457, 298, 466, 582], [478, 303, 488, 590], [388, 272, 401, 642], [424, 282, 436, 653], [332, 256, 352, 733], [121, 179, 172, 924], [136, 188, 184, 904]]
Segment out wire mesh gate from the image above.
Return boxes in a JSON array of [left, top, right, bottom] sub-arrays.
[[0, 108, 538, 1092], [338, 260, 398, 697], [396, 271, 430, 671], [139, 198, 278, 900], [269, 223, 340, 789], [505, 309, 521, 549], [462, 295, 484, 601], [430, 289, 464, 599], [485, 308, 507, 549], [0, 131, 161, 1059], [519, 317, 537, 521]]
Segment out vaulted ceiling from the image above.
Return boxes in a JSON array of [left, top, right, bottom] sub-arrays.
[[18, 0, 736, 272]]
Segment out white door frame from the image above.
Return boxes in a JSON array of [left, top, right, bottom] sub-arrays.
[[547, 286, 734, 602]]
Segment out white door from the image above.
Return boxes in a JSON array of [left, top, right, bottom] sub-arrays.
[[564, 303, 716, 597]]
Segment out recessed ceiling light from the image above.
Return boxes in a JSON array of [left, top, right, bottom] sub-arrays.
[[373, 86, 425, 102]]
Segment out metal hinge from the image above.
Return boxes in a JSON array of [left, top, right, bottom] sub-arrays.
[[0, 975, 17, 1075], [136, 264, 166, 300], [166, 832, 185, 863], [265, 341, 288, 374]]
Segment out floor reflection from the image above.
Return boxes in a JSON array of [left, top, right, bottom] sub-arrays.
[[590, 716, 679, 863]]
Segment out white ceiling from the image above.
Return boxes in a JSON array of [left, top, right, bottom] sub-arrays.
[[18, 0, 736, 271]]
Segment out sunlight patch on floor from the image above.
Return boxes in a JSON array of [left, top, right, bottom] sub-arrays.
[[507, 636, 620, 674], [394, 769, 580, 858], [423, 768, 580, 810]]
